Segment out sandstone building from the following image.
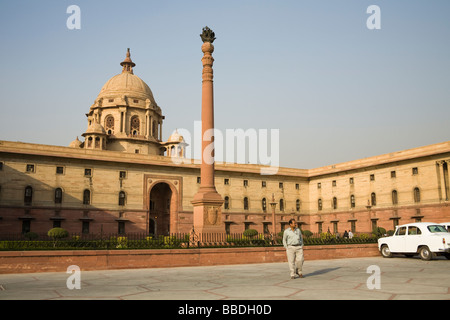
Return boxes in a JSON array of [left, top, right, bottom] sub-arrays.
[[0, 50, 449, 237]]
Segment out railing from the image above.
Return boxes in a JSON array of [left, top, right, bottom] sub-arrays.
[[0, 231, 378, 251]]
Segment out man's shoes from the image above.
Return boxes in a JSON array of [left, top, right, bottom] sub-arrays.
[[297, 274, 304, 278], [290, 276, 296, 279]]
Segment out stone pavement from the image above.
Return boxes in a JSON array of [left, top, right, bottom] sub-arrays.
[[0, 256, 449, 300]]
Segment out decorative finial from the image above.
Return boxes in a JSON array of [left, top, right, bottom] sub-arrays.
[[200, 26, 216, 43], [120, 48, 136, 73]]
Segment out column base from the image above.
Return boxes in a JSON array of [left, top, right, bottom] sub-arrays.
[[192, 188, 224, 234]]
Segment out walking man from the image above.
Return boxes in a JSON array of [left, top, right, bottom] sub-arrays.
[[283, 219, 304, 279]]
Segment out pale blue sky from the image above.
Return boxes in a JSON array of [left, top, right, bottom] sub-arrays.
[[0, 0, 449, 169]]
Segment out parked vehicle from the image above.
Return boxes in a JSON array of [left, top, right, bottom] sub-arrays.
[[378, 222, 450, 260]]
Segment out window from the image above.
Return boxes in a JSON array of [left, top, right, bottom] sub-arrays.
[[371, 193, 377, 206], [391, 171, 396, 178], [371, 219, 378, 231], [82, 221, 90, 234], [84, 168, 92, 177], [118, 221, 126, 234], [333, 197, 337, 209], [55, 188, 63, 204], [370, 174, 375, 181], [56, 166, 64, 174], [318, 199, 322, 211], [295, 183, 300, 190], [350, 221, 356, 233], [332, 180, 336, 187], [317, 222, 323, 234], [317, 183, 321, 189], [224, 196, 230, 210], [119, 191, 126, 206], [262, 198, 267, 212], [83, 189, 91, 205], [392, 190, 398, 205], [408, 226, 421, 235], [243, 180, 248, 187], [333, 222, 338, 234], [130, 116, 140, 136], [224, 178, 229, 185], [22, 220, 31, 234], [296, 199, 300, 212], [412, 167, 418, 175], [396, 226, 407, 236], [279, 199, 284, 211], [105, 115, 115, 135], [261, 181, 266, 188], [350, 195, 355, 208], [279, 182, 283, 189], [349, 177, 354, 184], [119, 171, 127, 179], [197, 177, 201, 184], [53, 220, 61, 228], [243, 197, 249, 210], [26, 164, 35, 173], [24, 186, 33, 205], [414, 187, 420, 203]]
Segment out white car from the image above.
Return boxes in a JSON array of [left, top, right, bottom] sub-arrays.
[[378, 222, 450, 260]]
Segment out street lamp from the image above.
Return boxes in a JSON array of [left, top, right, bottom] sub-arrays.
[[269, 193, 277, 237]]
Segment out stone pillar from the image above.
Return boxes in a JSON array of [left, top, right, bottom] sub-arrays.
[[191, 27, 223, 235]]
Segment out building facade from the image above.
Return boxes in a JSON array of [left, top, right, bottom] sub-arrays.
[[0, 51, 449, 237]]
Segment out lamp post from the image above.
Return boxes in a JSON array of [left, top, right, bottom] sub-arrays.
[[269, 193, 277, 238]]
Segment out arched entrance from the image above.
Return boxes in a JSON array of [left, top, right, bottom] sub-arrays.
[[148, 182, 174, 236]]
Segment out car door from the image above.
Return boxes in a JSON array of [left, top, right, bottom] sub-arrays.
[[404, 225, 422, 253], [390, 226, 407, 252]]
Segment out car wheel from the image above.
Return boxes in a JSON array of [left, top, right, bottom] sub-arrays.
[[444, 253, 450, 260], [381, 245, 392, 258], [419, 246, 432, 261]]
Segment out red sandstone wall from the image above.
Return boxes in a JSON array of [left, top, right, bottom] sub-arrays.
[[0, 244, 380, 274]]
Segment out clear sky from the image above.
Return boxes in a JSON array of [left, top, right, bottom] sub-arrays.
[[0, 0, 449, 169]]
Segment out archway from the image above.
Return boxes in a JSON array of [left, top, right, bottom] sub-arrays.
[[148, 182, 173, 236]]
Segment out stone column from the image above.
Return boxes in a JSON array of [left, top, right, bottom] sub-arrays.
[[191, 27, 223, 235]]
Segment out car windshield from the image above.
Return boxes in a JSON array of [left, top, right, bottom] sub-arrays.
[[427, 225, 448, 233]]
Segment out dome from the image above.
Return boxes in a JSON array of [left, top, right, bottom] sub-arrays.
[[98, 72, 156, 103], [167, 130, 185, 143], [83, 122, 106, 136], [96, 49, 157, 105], [69, 137, 82, 148]]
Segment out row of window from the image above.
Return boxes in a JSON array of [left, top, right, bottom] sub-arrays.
[[317, 188, 421, 210], [317, 168, 420, 189], [22, 186, 127, 206], [223, 196, 301, 212], [197, 177, 300, 190], [17, 163, 128, 179]]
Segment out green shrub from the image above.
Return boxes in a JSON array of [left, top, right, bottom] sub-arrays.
[[243, 229, 258, 238], [302, 230, 313, 238], [47, 228, 69, 239], [24, 232, 39, 240]]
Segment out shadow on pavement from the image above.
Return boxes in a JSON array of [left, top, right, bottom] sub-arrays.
[[305, 267, 340, 277]]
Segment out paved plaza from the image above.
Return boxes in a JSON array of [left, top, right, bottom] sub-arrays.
[[0, 256, 449, 300]]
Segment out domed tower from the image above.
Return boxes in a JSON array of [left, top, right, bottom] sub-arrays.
[[84, 49, 165, 155]]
